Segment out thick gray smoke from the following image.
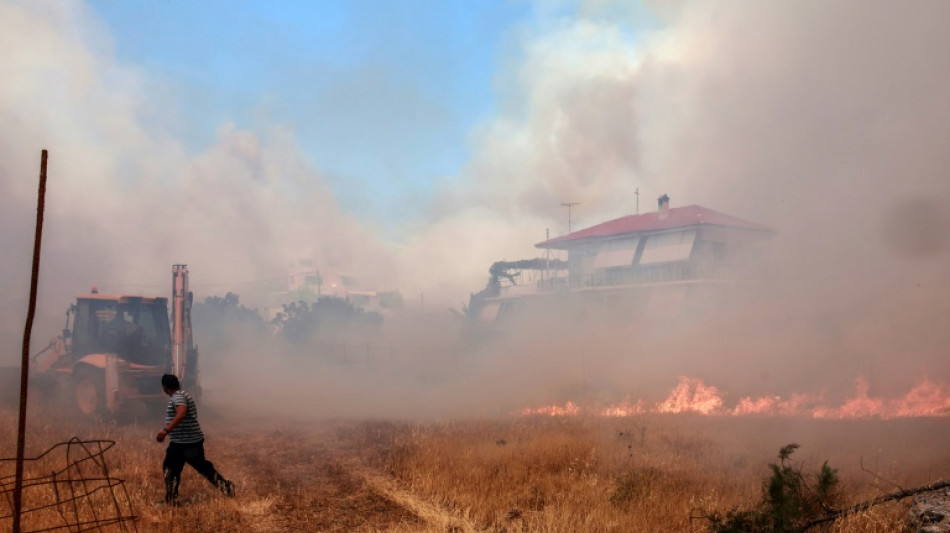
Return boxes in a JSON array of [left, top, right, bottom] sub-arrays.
[[2, 0, 949, 417], [0, 1, 396, 359], [414, 0, 950, 412]]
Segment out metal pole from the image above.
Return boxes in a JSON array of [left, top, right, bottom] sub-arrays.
[[14, 149, 48, 533], [561, 202, 580, 234]]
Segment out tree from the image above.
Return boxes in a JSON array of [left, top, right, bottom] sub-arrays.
[[193, 292, 265, 339], [377, 290, 404, 310], [271, 296, 382, 345]]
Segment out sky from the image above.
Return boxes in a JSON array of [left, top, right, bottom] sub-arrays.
[[80, 0, 656, 232], [84, 0, 539, 228], [1, 0, 664, 316], [2, 0, 950, 409]]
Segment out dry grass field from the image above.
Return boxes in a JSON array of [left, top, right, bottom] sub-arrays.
[[2, 407, 949, 532]]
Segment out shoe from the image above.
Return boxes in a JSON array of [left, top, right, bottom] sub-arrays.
[[221, 480, 235, 497]]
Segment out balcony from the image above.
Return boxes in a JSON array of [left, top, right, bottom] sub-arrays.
[[535, 262, 761, 294]]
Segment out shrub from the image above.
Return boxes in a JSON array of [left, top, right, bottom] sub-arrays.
[[705, 443, 839, 533]]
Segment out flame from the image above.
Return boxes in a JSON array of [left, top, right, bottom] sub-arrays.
[[519, 376, 950, 419], [813, 377, 950, 419], [657, 377, 724, 415], [895, 379, 950, 417], [598, 399, 649, 417], [812, 377, 883, 419], [520, 401, 581, 416]]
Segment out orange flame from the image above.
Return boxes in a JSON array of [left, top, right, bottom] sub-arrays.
[[598, 398, 649, 417], [520, 401, 581, 416], [657, 377, 724, 415], [518, 376, 950, 419]]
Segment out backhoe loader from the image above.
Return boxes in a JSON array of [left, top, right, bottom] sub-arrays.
[[4, 265, 200, 416]]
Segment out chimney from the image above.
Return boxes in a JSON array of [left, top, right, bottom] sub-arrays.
[[657, 194, 670, 220]]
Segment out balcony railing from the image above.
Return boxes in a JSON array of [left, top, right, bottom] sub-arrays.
[[533, 262, 761, 294]]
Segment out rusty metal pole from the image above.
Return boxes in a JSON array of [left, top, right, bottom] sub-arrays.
[[14, 149, 48, 533]]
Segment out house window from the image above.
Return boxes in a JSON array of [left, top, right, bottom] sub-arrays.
[[593, 238, 639, 269], [639, 231, 696, 264]]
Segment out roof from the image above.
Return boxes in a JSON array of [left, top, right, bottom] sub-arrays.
[[76, 294, 168, 304], [536, 204, 773, 249]]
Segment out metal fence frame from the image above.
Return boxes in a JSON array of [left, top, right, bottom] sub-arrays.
[[1, 438, 138, 533]]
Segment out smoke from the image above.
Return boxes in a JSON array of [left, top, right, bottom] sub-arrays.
[[0, 1, 394, 359], [630, 0, 950, 400], [2, 0, 949, 419], [437, 0, 950, 411]]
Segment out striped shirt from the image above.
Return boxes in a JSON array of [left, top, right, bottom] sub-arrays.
[[165, 390, 204, 444]]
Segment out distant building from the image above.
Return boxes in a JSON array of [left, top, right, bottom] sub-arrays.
[[479, 195, 773, 323], [265, 259, 386, 319]]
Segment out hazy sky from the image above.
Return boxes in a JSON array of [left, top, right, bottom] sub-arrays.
[[84, 0, 531, 228], [82, 0, 655, 229]]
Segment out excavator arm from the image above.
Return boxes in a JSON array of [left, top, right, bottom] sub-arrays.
[[171, 265, 200, 392]]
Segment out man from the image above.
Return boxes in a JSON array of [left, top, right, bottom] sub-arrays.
[[102, 307, 144, 360], [156, 374, 234, 505]]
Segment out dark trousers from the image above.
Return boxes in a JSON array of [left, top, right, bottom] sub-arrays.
[[163, 440, 232, 504]]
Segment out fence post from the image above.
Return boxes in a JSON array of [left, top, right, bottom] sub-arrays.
[[14, 150, 48, 533]]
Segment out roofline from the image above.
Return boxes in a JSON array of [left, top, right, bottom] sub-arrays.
[[76, 294, 168, 304], [535, 221, 774, 249]]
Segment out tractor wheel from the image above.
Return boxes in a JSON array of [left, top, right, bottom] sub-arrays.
[[73, 367, 105, 416]]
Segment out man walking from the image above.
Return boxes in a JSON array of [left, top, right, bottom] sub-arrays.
[[156, 374, 234, 505]]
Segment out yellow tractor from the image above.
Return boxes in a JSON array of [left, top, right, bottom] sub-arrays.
[[22, 265, 200, 416]]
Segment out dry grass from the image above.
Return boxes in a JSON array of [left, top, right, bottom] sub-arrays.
[[347, 415, 950, 533], [2, 407, 948, 532]]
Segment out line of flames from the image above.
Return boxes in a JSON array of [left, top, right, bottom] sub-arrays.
[[519, 376, 950, 419]]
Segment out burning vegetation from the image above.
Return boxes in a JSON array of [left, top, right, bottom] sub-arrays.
[[521, 376, 950, 420], [6, 405, 950, 532]]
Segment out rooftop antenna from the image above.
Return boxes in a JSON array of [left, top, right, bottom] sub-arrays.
[[561, 202, 580, 234], [635, 187, 639, 215]]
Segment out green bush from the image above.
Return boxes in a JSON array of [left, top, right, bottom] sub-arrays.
[[706, 443, 839, 533]]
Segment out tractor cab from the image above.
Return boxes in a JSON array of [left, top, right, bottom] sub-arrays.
[[70, 294, 171, 368]]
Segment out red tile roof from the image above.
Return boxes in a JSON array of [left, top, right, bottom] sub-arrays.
[[536, 205, 772, 249]]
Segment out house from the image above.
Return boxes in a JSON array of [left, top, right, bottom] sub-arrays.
[[479, 195, 773, 323], [264, 259, 386, 320]]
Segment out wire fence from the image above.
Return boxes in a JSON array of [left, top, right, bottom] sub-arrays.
[[0, 438, 137, 533]]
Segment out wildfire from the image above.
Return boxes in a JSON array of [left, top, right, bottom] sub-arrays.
[[656, 377, 724, 415], [519, 376, 950, 419], [520, 401, 582, 416], [732, 393, 815, 417]]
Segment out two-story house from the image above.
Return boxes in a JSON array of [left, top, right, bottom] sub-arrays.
[[479, 195, 773, 323]]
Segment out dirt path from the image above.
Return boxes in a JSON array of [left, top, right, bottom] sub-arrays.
[[0, 409, 474, 533], [141, 422, 478, 533]]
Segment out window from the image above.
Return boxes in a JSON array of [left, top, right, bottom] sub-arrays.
[[593, 238, 639, 269], [639, 231, 696, 264]]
